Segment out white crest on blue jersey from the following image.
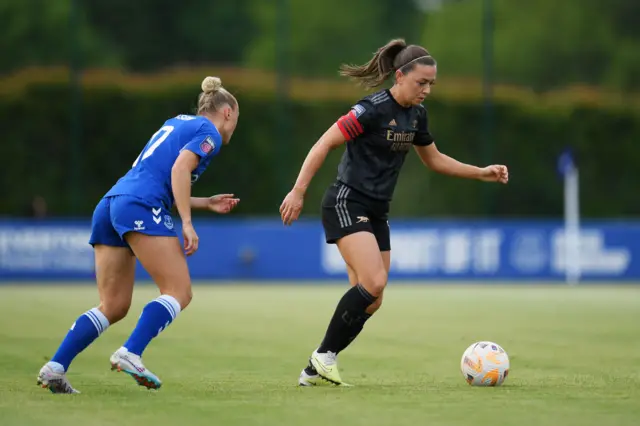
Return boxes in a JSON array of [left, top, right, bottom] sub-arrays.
[[176, 114, 196, 121], [163, 215, 174, 230]]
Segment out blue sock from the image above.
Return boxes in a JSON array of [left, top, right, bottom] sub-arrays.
[[123, 295, 181, 356], [50, 308, 110, 371]]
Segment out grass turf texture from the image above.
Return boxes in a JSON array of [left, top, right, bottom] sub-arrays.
[[0, 283, 638, 426]]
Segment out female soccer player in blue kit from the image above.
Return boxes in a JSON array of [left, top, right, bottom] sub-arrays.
[[37, 76, 240, 393]]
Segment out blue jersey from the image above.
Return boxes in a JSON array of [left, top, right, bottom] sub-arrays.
[[105, 115, 222, 209]]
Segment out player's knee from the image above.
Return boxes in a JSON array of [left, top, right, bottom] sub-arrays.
[[99, 299, 130, 324], [360, 268, 388, 297]]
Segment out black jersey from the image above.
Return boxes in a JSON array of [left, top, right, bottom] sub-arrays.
[[335, 89, 434, 201]]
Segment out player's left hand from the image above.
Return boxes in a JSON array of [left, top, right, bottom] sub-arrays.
[[207, 194, 240, 214], [479, 165, 509, 184]]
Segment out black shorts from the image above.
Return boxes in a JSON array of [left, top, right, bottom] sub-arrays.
[[321, 182, 391, 251]]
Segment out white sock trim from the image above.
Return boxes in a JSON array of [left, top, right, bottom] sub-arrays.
[[155, 295, 181, 320], [85, 308, 110, 334], [46, 361, 65, 373]]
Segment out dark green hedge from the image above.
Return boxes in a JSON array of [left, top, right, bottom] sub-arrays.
[[2, 82, 638, 218]]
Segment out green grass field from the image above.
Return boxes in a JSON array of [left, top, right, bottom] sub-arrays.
[[0, 283, 639, 426]]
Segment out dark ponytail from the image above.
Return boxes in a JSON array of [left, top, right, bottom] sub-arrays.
[[340, 38, 436, 89]]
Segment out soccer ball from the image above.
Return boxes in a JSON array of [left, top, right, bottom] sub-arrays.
[[460, 341, 510, 386]]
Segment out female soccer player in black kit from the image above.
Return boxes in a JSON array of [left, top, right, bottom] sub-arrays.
[[280, 39, 509, 386]]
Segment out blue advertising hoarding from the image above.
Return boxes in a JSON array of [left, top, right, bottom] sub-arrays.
[[0, 219, 637, 282]]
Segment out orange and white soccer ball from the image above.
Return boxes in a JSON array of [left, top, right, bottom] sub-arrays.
[[460, 341, 510, 386]]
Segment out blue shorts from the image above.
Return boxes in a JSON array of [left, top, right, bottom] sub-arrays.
[[89, 195, 177, 248]]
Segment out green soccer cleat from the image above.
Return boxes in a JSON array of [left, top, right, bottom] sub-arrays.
[[301, 350, 351, 386]]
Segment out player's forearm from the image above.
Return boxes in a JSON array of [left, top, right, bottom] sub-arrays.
[[171, 167, 193, 224], [190, 197, 208, 210], [429, 153, 483, 179], [293, 142, 331, 195]]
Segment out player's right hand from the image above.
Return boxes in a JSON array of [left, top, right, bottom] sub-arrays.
[[182, 222, 199, 256], [279, 188, 305, 226], [479, 165, 509, 184]]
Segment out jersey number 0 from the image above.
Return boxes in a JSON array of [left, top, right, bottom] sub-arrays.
[[132, 126, 175, 167]]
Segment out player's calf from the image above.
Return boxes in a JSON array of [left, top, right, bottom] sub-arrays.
[[365, 290, 384, 314], [42, 307, 111, 376], [317, 283, 378, 355], [110, 294, 181, 390], [121, 294, 182, 357]]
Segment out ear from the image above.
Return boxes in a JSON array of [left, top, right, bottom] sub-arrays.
[[395, 69, 405, 84], [224, 105, 232, 120]]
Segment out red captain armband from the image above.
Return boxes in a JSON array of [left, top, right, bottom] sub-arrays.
[[336, 110, 364, 141]]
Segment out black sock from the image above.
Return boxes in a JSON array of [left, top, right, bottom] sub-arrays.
[[317, 284, 377, 354], [346, 312, 372, 347], [305, 313, 372, 375], [303, 359, 317, 376]]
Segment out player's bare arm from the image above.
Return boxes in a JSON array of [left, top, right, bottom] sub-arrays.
[[190, 194, 240, 213], [172, 150, 200, 255], [413, 143, 509, 184], [280, 124, 346, 225], [172, 150, 199, 223]]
